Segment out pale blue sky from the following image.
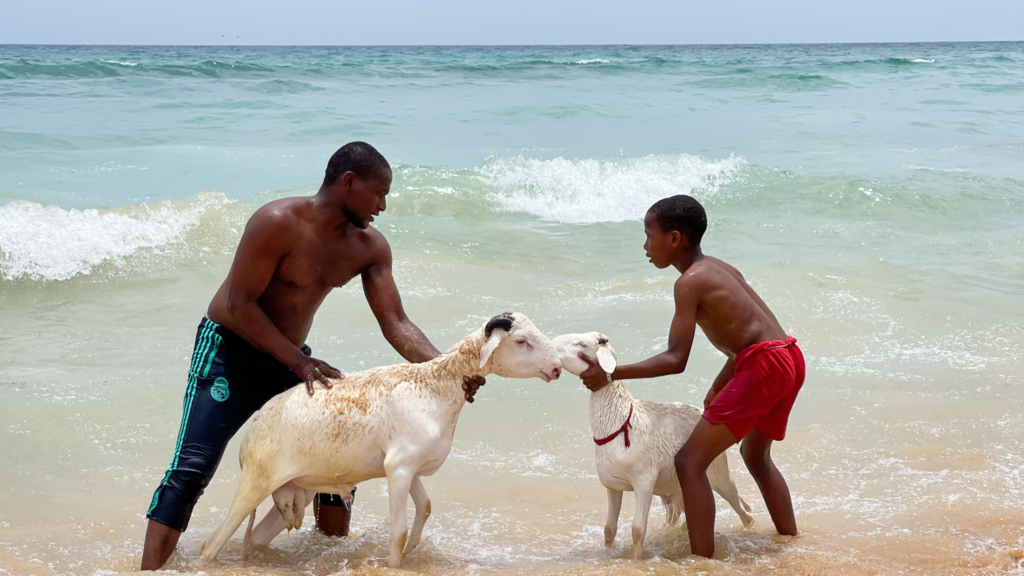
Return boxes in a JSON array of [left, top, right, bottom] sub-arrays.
[[2, 0, 1021, 45]]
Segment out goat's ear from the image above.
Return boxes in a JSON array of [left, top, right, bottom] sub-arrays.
[[479, 332, 505, 369], [596, 345, 617, 373]]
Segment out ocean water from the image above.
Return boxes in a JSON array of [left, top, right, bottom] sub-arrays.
[[1, 43, 1023, 575]]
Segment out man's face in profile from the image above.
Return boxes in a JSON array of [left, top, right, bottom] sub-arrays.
[[341, 171, 392, 229]]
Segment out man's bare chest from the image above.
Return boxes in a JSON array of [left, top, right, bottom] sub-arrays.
[[275, 243, 370, 289]]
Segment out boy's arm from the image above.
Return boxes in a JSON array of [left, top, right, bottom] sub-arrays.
[[579, 277, 699, 391], [704, 358, 735, 408]]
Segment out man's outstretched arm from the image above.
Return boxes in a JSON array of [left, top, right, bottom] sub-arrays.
[[580, 277, 700, 391], [361, 235, 485, 401], [362, 237, 441, 363], [220, 206, 341, 394]]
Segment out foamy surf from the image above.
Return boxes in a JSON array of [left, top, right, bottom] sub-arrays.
[[4, 155, 1021, 284], [0, 191, 237, 281], [480, 154, 745, 224], [0, 152, 748, 281]]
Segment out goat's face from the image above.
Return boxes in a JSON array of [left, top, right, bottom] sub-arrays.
[[551, 332, 618, 376], [479, 313, 562, 382]]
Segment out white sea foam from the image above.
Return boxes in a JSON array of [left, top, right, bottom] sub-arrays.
[[103, 60, 138, 67], [573, 59, 610, 65], [911, 58, 936, 63], [480, 153, 745, 224], [449, 441, 594, 480], [0, 192, 231, 281]]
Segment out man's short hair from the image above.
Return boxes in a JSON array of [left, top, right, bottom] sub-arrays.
[[648, 195, 707, 245], [323, 142, 391, 187]]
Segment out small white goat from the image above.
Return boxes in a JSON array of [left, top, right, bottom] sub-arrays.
[[200, 313, 562, 568], [552, 332, 753, 559]]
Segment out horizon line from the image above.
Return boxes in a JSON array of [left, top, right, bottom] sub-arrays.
[[2, 40, 1022, 48]]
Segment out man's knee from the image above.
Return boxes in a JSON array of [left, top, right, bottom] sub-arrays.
[[148, 481, 201, 533], [148, 447, 223, 531]]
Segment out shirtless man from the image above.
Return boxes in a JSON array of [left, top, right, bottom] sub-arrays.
[[579, 194, 805, 558], [141, 142, 485, 570]]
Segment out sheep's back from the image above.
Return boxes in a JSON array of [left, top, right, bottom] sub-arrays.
[[240, 365, 426, 460], [635, 399, 703, 456]]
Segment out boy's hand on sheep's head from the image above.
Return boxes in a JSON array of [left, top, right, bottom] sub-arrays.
[[462, 376, 486, 403], [295, 357, 344, 396], [578, 353, 612, 392]]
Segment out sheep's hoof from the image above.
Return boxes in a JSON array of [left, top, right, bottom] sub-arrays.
[[603, 526, 617, 546]]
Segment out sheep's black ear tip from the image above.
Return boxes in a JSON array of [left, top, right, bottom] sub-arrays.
[[597, 337, 609, 345]]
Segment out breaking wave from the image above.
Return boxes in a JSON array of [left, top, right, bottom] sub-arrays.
[[4, 153, 1022, 282], [479, 154, 745, 224], [0, 191, 241, 281]]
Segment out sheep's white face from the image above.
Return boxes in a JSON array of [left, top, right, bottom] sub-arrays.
[[479, 313, 562, 382], [551, 332, 618, 376]]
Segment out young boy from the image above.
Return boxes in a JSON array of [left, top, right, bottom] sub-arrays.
[[579, 194, 805, 558]]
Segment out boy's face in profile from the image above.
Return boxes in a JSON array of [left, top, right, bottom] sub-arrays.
[[644, 210, 679, 269]]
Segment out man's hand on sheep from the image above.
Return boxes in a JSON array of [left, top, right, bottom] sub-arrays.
[[296, 357, 344, 396], [578, 353, 612, 392], [462, 376, 486, 403]]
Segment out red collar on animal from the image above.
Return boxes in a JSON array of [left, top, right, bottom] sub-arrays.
[[594, 404, 633, 449]]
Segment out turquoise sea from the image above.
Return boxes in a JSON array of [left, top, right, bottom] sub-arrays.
[[1, 43, 1023, 575]]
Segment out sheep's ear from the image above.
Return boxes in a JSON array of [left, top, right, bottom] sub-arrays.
[[596, 346, 617, 374], [479, 332, 505, 369]]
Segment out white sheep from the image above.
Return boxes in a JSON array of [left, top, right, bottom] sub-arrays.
[[552, 332, 753, 559], [199, 313, 562, 568]]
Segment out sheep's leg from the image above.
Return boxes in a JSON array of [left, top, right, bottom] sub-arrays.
[[631, 482, 655, 560], [200, 472, 275, 561], [708, 454, 754, 527], [385, 467, 415, 568], [604, 488, 623, 547], [241, 510, 256, 559], [250, 506, 286, 546], [405, 476, 431, 556]]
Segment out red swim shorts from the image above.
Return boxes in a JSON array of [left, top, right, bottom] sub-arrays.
[[702, 337, 805, 442]]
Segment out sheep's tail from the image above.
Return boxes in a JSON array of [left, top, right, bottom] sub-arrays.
[[242, 509, 256, 559], [740, 496, 752, 512]]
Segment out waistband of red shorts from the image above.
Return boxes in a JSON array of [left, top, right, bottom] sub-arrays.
[[735, 336, 798, 368]]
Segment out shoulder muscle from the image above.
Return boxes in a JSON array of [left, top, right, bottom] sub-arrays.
[[363, 226, 393, 267]]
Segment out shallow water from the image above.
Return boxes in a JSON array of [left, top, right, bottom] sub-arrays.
[[1, 43, 1023, 575]]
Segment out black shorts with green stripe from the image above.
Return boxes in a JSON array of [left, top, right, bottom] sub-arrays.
[[147, 317, 329, 532]]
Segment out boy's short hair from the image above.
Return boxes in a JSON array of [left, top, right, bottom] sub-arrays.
[[323, 142, 391, 187], [648, 195, 707, 245]]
